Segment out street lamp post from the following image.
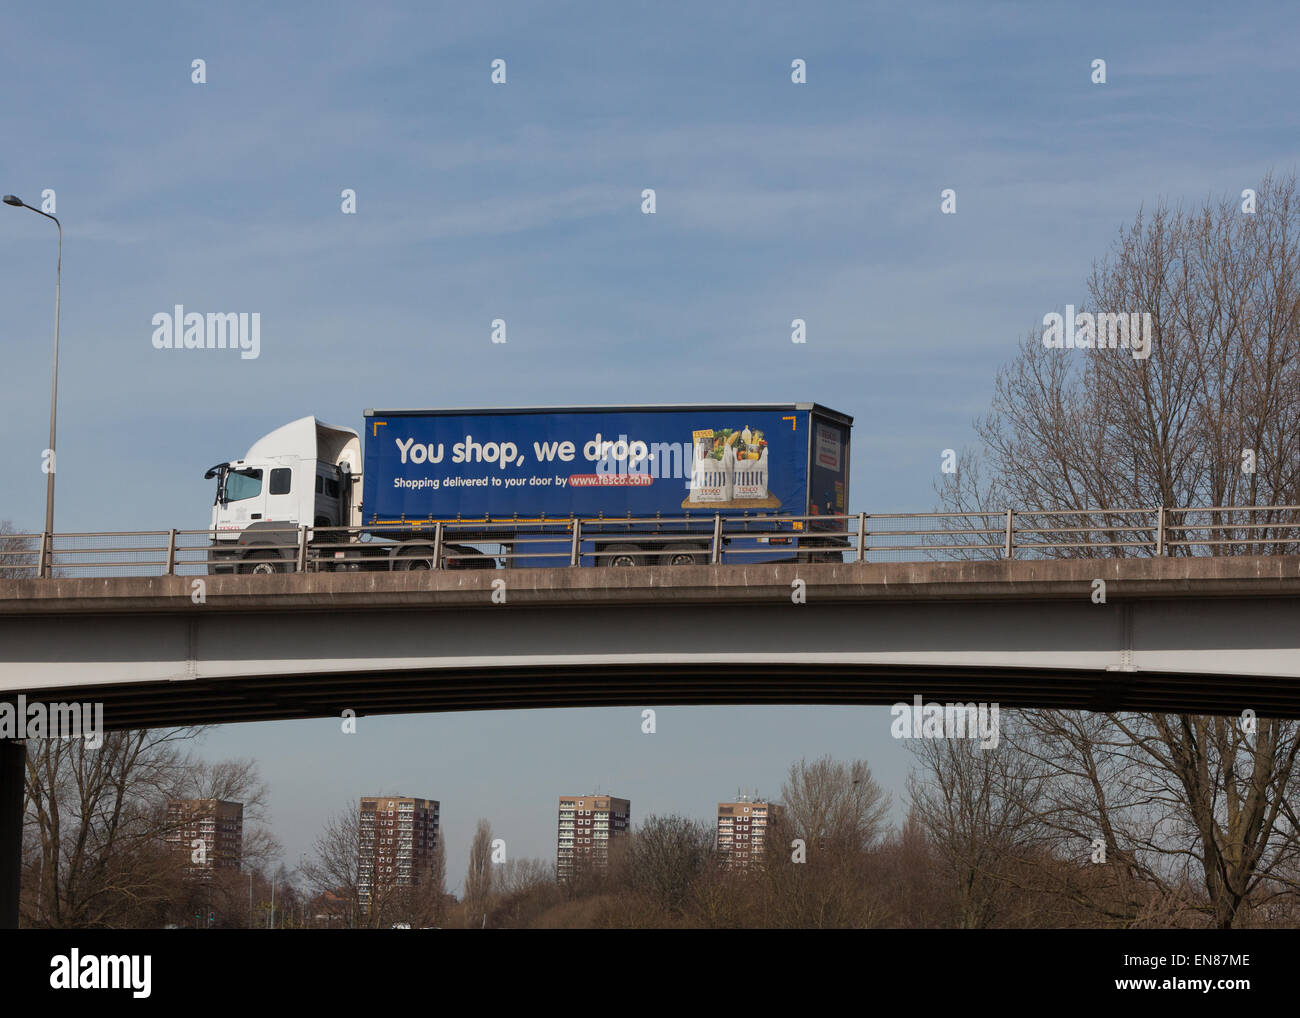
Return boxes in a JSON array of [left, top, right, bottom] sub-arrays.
[[3, 194, 62, 545]]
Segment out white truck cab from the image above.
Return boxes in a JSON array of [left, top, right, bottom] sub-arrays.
[[205, 417, 361, 573]]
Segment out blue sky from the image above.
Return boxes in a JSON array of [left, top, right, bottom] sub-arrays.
[[3, 1, 1298, 892]]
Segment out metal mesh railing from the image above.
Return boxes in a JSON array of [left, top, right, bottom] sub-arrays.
[[4, 504, 1300, 578]]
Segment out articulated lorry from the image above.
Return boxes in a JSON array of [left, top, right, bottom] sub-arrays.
[[204, 403, 852, 573]]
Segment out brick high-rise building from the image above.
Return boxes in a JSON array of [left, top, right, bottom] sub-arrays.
[[716, 795, 781, 868], [165, 799, 244, 874], [557, 794, 630, 881], [358, 795, 440, 912]]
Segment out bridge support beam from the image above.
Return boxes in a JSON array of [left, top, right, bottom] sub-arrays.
[[0, 739, 24, 929]]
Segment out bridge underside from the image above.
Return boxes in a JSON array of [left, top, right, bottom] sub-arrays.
[[24, 659, 1300, 730], [2, 559, 1299, 724]]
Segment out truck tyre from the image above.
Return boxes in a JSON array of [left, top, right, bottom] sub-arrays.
[[603, 545, 643, 567], [660, 544, 705, 566], [240, 550, 283, 575]]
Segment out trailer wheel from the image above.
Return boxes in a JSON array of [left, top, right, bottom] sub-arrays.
[[602, 545, 644, 568], [240, 550, 283, 575], [660, 544, 705, 566]]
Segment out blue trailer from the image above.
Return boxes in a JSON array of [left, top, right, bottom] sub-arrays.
[[361, 404, 852, 567]]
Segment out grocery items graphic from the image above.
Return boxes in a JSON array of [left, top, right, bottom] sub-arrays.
[[685, 426, 780, 508]]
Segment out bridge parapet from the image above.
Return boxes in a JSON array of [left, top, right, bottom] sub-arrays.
[[2, 555, 1299, 615]]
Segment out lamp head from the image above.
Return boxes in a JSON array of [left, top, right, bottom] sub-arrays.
[[2, 195, 23, 206]]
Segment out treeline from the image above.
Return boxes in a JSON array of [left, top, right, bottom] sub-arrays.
[[425, 745, 1300, 930], [15, 723, 1300, 929]]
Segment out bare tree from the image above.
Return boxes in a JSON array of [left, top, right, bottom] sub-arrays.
[[780, 755, 892, 852], [906, 728, 1050, 927], [489, 857, 559, 928], [301, 806, 398, 929], [737, 757, 896, 928], [870, 809, 947, 929], [938, 174, 1300, 927], [622, 814, 715, 917], [757, 807, 889, 928], [0, 521, 37, 578], [1005, 710, 1300, 928], [463, 819, 493, 928], [302, 808, 358, 927], [426, 835, 447, 925], [22, 727, 206, 927], [497, 856, 553, 897], [940, 173, 1300, 547]]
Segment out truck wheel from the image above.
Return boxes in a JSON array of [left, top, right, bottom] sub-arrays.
[[240, 551, 283, 575], [402, 555, 435, 570], [660, 544, 705, 566], [603, 545, 643, 567]]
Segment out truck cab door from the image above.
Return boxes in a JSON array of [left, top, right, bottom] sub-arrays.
[[223, 467, 267, 528], [264, 465, 298, 525]]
